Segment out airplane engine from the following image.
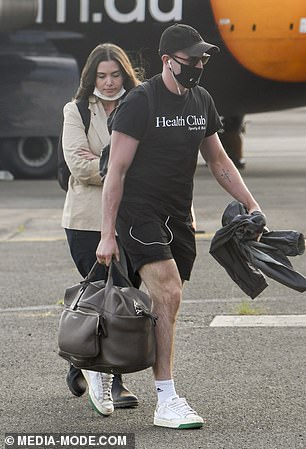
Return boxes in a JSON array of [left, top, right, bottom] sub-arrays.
[[0, 0, 38, 32]]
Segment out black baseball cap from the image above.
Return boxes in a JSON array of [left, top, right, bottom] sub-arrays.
[[159, 23, 219, 57]]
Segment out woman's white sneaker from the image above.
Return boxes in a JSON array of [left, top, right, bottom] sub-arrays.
[[154, 396, 204, 429], [82, 370, 114, 416]]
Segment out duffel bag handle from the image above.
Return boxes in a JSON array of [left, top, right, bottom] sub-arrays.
[[83, 259, 133, 290], [79, 261, 102, 287], [106, 259, 134, 292]]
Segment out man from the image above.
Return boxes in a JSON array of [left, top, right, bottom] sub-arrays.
[[96, 23, 261, 429]]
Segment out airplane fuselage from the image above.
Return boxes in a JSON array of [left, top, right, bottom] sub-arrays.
[[0, 0, 305, 178], [31, 0, 306, 116]]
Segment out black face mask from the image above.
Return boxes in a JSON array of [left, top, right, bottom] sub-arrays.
[[171, 57, 203, 89]]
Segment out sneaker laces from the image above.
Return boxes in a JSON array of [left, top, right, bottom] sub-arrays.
[[101, 373, 113, 401], [168, 397, 197, 417]]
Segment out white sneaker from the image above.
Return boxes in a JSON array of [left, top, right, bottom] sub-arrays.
[[154, 396, 204, 429], [82, 370, 114, 416]]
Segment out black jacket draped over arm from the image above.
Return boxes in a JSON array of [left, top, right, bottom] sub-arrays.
[[209, 201, 306, 299]]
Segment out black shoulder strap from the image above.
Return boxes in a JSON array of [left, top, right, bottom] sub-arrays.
[[138, 81, 155, 139], [106, 82, 154, 138], [76, 98, 91, 135]]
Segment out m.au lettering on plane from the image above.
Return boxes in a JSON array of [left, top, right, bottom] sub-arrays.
[[36, 0, 183, 24]]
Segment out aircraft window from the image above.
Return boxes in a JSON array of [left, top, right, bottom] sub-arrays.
[[300, 18, 306, 33]]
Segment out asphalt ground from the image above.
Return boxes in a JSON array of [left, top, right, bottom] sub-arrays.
[[0, 107, 306, 449]]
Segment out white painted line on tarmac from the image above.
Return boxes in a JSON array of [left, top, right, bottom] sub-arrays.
[[195, 232, 214, 241], [0, 305, 62, 314], [0, 233, 212, 242], [0, 237, 66, 242], [245, 151, 306, 158], [210, 315, 306, 327], [0, 233, 213, 243]]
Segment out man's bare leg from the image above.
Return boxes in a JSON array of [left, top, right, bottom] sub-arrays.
[[139, 258, 204, 428], [139, 258, 182, 380]]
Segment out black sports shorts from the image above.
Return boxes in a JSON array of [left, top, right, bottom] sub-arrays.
[[116, 203, 196, 281]]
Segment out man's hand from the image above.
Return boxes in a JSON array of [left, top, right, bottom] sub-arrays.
[[248, 204, 262, 215], [96, 236, 120, 266], [249, 207, 265, 241]]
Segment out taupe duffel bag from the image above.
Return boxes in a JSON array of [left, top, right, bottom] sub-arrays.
[[58, 260, 157, 374]]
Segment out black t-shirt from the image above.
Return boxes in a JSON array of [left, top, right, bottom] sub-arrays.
[[113, 74, 222, 219]]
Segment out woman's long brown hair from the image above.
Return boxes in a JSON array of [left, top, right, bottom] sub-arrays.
[[75, 43, 141, 100]]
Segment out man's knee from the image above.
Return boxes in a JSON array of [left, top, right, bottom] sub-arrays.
[[161, 278, 182, 308], [140, 260, 183, 312], [151, 281, 182, 323]]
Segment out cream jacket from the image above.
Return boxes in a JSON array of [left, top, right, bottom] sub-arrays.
[[61, 95, 109, 231]]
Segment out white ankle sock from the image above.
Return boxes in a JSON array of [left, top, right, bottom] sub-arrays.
[[155, 379, 177, 404]]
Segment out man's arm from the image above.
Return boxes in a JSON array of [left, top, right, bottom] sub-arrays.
[[200, 133, 261, 213], [96, 130, 139, 265]]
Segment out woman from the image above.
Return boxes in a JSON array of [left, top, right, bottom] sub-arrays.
[[61, 43, 141, 416]]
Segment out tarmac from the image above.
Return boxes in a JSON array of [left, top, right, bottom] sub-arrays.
[[0, 107, 306, 449]]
